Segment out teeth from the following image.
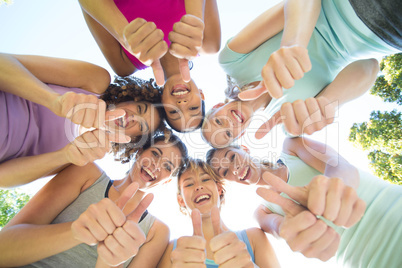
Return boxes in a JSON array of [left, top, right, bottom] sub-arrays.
[[143, 167, 155, 180], [231, 111, 242, 123], [239, 167, 249, 181], [195, 194, 210, 203], [172, 90, 189, 96]]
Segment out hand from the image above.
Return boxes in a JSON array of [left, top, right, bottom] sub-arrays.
[[169, 14, 205, 82], [254, 96, 336, 139], [210, 206, 254, 268], [238, 45, 311, 100], [97, 188, 154, 266], [123, 18, 168, 86], [171, 209, 206, 267], [257, 184, 340, 261], [262, 173, 366, 228]]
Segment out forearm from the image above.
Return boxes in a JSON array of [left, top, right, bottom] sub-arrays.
[[79, 0, 128, 45], [324, 158, 360, 189], [281, 0, 321, 47], [199, 0, 221, 54], [0, 149, 70, 188], [0, 53, 60, 110], [318, 59, 379, 107], [0, 222, 79, 267]]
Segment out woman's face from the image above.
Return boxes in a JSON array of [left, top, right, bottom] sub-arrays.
[[105, 101, 161, 140], [178, 168, 221, 215], [129, 140, 182, 189], [210, 147, 261, 185], [202, 101, 253, 148]]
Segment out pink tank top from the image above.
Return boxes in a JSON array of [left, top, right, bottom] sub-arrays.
[[114, 0, 186, 70]]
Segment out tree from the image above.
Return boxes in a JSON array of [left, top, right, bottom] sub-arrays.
[[0, 189, 30, 228], [349, 53, 402, 185]]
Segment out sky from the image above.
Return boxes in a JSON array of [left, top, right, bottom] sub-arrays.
[[1, 0, 400, 267]]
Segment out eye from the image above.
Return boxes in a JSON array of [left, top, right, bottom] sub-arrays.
[[230, 153, 235, 161], [140, 122, 144, 132], [163, 162, 172, 172], [226, 131, 232, 138], [189, 106, 199, 111], [152, 150, 159, 157], [202, 178, 210, 182], [223, 169, 228, 177], [137, 105, 142, 114], [215, 119, 222, 125], [185, 183, 193, 188], [169, 110, 178, 114]]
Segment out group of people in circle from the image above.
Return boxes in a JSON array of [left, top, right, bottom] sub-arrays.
[[0, 0, 401, 267]]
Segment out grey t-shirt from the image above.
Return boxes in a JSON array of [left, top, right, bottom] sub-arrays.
[[21, 173, 156, 268], [349, 0, 402, 49]]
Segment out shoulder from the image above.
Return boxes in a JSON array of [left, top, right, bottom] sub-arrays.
[[146, 218, 170, 243], [245, 227, 267, 242]]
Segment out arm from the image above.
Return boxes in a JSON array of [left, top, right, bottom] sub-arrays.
[[228, 2, 285, 54], [0, 53, 110, 111], [247, 228, 280, 267], [127, 220, 170, 267], [156, 241, 174, 268], [0, 163, 101, 267], [283, 137, 360, 189]]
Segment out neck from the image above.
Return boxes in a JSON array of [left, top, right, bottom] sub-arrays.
[[258, 163, 289, 185]]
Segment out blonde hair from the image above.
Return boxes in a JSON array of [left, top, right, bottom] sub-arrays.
[[177, 158, 226, 214]]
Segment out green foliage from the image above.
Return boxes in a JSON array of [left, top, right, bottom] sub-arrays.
[[370, 54, 402, 105], [350, 53, 402, 185], [0, 0, 13, 6], [0, 189, 30, 228]]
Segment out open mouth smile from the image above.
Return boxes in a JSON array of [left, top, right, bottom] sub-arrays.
[[231, 110, 244, 123], [239, 166, 251, 181], [193, 193, 211, 204], [141, 167, 156, 182], [171, 84, 190, 98]]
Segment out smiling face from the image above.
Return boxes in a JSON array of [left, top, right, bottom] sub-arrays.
[[178, 167, 222, 215], [209, 147, 261, 185], [105, 101, 161, 139], [129, 140, 183, 189], [202, 101, 253, 148], [162, 74, 205, 132]]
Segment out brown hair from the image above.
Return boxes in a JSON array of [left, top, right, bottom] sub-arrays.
[[100, 76, 166, 163]]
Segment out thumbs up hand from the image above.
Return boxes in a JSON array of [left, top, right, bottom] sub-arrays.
[[257, 177, 340, 261], [209, 206, 254, 267], [171, 209, 206, 267], [72, 183, 153, 266]]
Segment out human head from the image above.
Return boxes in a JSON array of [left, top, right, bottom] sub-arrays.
[[177, 158, 225, 215], [101, 76, 167, 163], [201, 100, 254, 148], [206, 146, 262, 185], [128, 132, 188, 190], [162, 74, 205, 132]]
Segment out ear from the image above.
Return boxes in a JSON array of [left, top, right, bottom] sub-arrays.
[[240, 145, 250, 154], [177, 193, 186, 208], [199, 89, 205, 100], [212, 103, 225, 110]]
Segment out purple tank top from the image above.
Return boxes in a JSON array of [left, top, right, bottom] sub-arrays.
[[114, 0, 186, 70], [0, 85, 94, 163]]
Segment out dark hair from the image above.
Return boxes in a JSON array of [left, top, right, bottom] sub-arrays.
[[224, 75, 256, 101], [168, 100, 205, 133], [138, 131, 188, 176], [100, 76, 166, 163]]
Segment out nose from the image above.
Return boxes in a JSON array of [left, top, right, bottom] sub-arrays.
[[176, 100, 188, 105], [195, 185, 204, 191]]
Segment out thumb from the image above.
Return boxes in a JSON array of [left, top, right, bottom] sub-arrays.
[[127, 193, 154, 222], [104, 108, 126, 122], [255, 110, 282, 139], [211, 206, 222, 236], [238, 81, 267, 101], [178, 59, 191, 83], [262, 172, 308, 207], [116, 182, 139, 211], [256, 187, 305, 217], [151, 60, 165, 87], [192, 208, 203, 237]]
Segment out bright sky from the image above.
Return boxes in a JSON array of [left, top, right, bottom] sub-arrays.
[[1, 0, 400, 267]]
